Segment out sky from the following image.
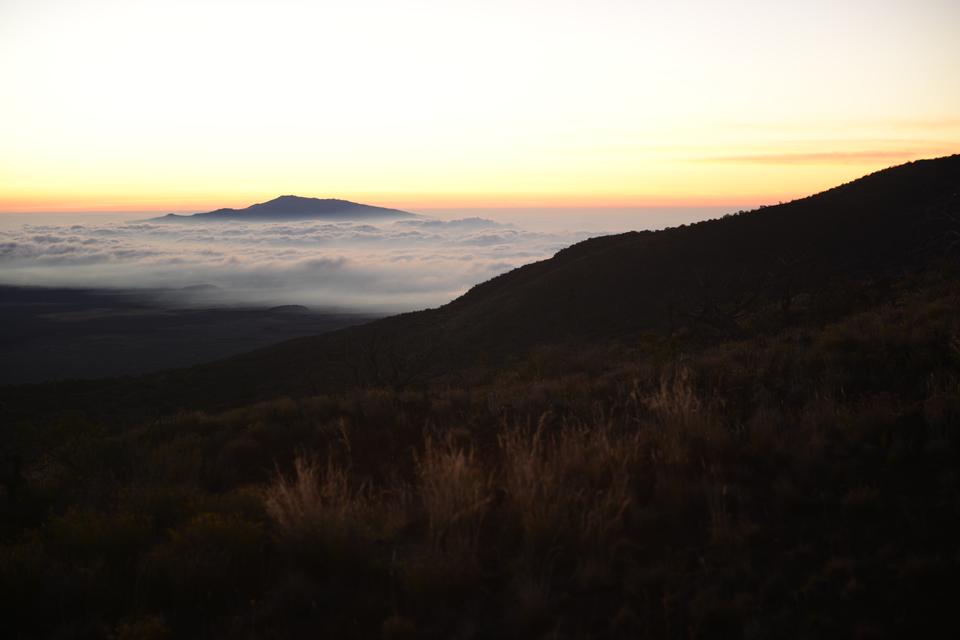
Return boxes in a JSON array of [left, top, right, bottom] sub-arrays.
[[1, 0, 959, 213]]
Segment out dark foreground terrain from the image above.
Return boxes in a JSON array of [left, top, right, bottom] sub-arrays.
[[2, 157, 959, 638], [0, 286, 376, 384]]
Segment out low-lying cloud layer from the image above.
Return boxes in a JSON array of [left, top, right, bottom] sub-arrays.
[[0, 216, 594, 311]]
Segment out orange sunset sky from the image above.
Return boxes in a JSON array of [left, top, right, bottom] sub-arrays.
[[1, 0, 958, 213]]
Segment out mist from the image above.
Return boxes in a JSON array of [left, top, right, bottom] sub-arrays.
[[0, 207, 731, 312]]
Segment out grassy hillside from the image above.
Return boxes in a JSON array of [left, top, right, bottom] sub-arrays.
[[2, 265, 959, 638]]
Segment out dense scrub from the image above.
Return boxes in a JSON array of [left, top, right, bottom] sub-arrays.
[[3, 267, 959, 638]]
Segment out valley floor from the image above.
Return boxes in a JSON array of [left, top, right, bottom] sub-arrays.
[[0, 286, 377, 384]]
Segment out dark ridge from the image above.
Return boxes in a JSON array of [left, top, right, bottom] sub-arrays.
[[267, 305, 311, 314]]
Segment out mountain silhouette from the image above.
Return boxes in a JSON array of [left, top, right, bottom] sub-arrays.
[[152, 195, 417, 222]]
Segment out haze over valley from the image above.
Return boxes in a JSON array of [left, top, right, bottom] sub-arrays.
[[0, 200, 728, 382], [0, 203, 728, 311]]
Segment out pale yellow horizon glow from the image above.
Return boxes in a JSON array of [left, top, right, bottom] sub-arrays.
[[1, 0, 958, 213]]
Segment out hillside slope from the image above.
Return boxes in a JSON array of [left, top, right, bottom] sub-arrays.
[[4, 227, 960, 639], [4, 156, 959, 416], [177, 155, 960, 399], [441, 154, 959, 341]]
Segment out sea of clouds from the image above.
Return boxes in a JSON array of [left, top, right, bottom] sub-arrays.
[[0, 215, 602, 311]]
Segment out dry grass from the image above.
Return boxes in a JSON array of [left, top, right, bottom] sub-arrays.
[[498, 416, 639, 550], [415, 436, 491, 559], [262, 454, 368, 551], [645, 368, 704, 425], [643, 367, 725, 465]]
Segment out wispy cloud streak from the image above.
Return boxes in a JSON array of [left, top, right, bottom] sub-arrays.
[[702, 149, 954, 165]]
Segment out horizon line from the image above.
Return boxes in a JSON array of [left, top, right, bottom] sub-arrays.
[[0, 195, 786, 215], [6, 153, 957, 215]]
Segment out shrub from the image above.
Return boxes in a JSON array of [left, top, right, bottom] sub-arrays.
[[44, 508, 151, 567], [0, 540, 60, 631], [108, 614, 170, 640], [140, 512, 264, 615]]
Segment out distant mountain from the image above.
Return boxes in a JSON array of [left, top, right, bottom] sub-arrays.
[[151, 196, 418, 222]]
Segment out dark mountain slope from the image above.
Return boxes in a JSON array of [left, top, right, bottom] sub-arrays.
[[152, 195, 417, 222], [4, 156, 959, 416], [194, 155, 958, 392], [439, 154, 959, 342]]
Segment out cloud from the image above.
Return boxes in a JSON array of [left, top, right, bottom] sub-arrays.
[[701, 149, 944, 165], [394, 217, 508, 231], [0, 216, 592, 311]]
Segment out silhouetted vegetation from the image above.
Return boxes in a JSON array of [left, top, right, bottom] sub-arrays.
[[2, 157, 960, 637]]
